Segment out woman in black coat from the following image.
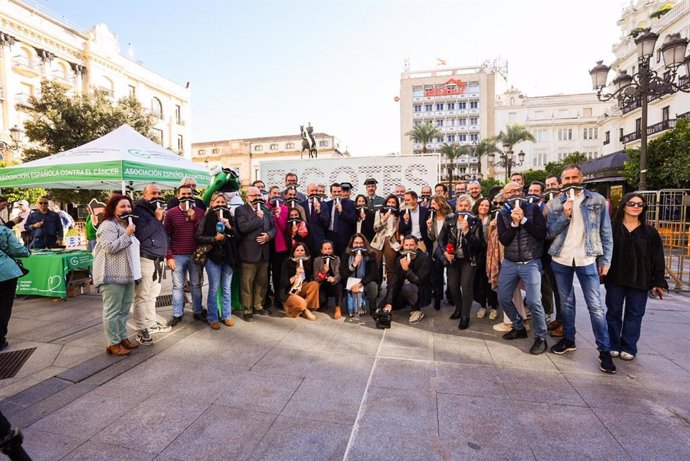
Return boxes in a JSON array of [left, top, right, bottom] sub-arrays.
[[354, 194, 375, 243], [340, 233, 380, 318], [605, 192, 667, 361]]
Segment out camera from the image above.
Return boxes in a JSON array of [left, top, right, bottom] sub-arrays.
[[373, 308, 392, 329]]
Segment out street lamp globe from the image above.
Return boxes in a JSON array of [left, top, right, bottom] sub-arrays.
[[9, 125, 22, 147], [634, 29, 659, 60], [612, 70, 634, 92], [506, 150, 513, 161], [518, 150, 526, 163], [589, 61, 610, 89], [684, 54, 690, 77], [487, 152, 495, 163], [660, 33, 689, 69]]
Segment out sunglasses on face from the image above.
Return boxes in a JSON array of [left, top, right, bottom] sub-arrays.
[[625, 201, 645, 208]]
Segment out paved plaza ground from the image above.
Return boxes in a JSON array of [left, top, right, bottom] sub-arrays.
[[1, 275, 689, 460]]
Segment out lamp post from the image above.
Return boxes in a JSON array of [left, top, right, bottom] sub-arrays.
[[589, 29, 690, 191], [0, 125, 23, 153], [487, 143, 525, 182]]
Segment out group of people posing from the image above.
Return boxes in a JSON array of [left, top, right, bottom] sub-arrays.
[[87, 167, 667, 376]]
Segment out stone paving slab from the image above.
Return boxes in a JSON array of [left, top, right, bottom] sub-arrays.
[[1, 281, 689, 460]]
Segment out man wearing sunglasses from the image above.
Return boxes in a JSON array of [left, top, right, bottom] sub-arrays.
[[545, 164, 616, 374], [25, 198, 63, 249]]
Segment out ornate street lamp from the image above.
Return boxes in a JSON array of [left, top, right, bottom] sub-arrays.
[[590, 29, 690, 190], [488, 144, 524, 182], [0, 125, 23, 152]]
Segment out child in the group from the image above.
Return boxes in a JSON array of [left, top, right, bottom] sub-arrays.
[[313, 240, 342, 319]]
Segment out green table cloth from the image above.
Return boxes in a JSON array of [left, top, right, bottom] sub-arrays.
[[16, 250, 93, 298]]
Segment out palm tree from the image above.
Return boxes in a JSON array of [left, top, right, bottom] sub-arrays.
[[440, 143, 472, 189], [473, 137, 501, 178], [406, 122, 441, 154], [496, 124, 535, 180]]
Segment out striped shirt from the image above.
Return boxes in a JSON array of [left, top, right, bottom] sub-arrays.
[[164, 205, 203, 259]]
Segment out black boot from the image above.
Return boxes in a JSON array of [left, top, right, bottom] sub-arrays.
[[449, 308, 462, 320], [458, 316, 470, 330], [434, 295, 441, 311]]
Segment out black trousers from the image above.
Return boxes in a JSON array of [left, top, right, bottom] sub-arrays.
[[447, 260, 477, 317], [0, 278, 19, 343], [319, 281, 343, 308]]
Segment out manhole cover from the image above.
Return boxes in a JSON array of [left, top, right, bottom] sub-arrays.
[[0, 348, 37, 380]]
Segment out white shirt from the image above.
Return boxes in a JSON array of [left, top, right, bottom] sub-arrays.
[[408, 207, 421, 239], [552, 192, 596, 267]]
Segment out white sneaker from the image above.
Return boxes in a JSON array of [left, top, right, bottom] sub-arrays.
[[149, 322, 172, 334], [476, 308, 487, 319], [409, 311, 425, 324], [492, 322, 513, 332], [610, 350, 620, 358], [620, 351, 635, 361], [488, 309, 498, 320]]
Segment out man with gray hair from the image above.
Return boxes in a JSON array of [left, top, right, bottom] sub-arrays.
[[300, 182, 330, 256], [235, 186, 276, 321], [132, 183, 170, 344]]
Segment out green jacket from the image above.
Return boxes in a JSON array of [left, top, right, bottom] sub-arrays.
[[0, 226, 30, 282]]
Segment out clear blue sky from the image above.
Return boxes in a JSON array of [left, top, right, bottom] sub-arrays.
[[39, 0, 625, 155]]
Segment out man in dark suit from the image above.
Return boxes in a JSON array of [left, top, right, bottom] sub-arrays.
[[326, 182, 357, 255], [234, 187, 276, 321], [398, 190, 431, 255], [300, 183, 330, 256]]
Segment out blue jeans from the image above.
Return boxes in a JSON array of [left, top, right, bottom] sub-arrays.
[[172, 254, 203, 317], [205, 259, 233, 322], [551, 261, 610, 351], [605, 283, 647, 356], [497, 259, 547, 340]]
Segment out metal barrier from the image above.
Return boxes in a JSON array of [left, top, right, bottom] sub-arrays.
[[637, 189, 690, 292]]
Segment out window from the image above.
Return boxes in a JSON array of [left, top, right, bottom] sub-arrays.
[[128, 85, 136, 97], [447, 134, 455, 142], [254, 145, 263, 152], [177, 135, 184, 152], [662, 106, 670, 121], [534, 129, 551, 142], [414, 105, 422, 113], [175, 105, 182, 124], [270, 143, 278, 150], [605, 131, 610, 143], [508, 112, 517, 123], [425, 104, 433, 111], [198, 149, 206, 155], [635, 118, 641, 134], [558, 128, 573, 141], [583, 127, 598, 140], [532, 151, 547, 167], [151, 97, 163, 119], [319, 140, 328, 147], [447, 102, 455, 110], [583, 108, 592, 117], [459, 134, 467, 142], [469, 117, 478, 125], [470, 133, 478, 141], [212, 148, 220, 154], [458, 102, 466, 109], [151, 128, 163, 145], [458, 118, 467, 126], [436, 103, 443, 111], [657, 49, 662, 63], [436, 119, 444, 127], [286, 142, 295, 149], [619, 128, 624, 140], [469, 101, 478, 109]]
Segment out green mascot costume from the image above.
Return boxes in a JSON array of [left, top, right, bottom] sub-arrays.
[[203, 166, 244, 312]]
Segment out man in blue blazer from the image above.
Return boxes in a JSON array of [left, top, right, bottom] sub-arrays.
[[300, 183, 330, 256], [326, 182, 357, 255]]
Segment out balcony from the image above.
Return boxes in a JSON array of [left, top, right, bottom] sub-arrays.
[[603, 138, 610, 146], [12, 56, 42, 77], [621, 98, 642, 114], [14, 93, 33, 109], [620, 119, 677, 144]]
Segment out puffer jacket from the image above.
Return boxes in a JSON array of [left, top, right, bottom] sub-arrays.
[[545, 189, 613, 269], [92, 219, 135, 288], [496, 201, 545, 262]]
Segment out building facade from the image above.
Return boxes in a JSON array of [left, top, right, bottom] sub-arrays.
[[0, 0, 191, 163], [494, 88, 608, 177], [192, 132, 346, 186], [399, 65, 497, 180], [599, 0, 690, 157]]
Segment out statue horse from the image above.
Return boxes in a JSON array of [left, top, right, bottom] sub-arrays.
[[300, 124, 318, 159]]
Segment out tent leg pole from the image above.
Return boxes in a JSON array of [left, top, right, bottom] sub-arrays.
[[121, 180, 126, 196]]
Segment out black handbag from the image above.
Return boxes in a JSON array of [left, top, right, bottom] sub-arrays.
[[15, 258, 29, 277], [192, 244, 213, 266]]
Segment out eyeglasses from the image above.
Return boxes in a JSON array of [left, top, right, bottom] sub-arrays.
[[625, 201, 645, 208], [38, 202, 48, 205]]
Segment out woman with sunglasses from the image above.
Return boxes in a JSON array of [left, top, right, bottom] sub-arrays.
[[604, 193, 667, 361]]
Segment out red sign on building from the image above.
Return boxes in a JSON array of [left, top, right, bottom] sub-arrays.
[[424, 78, 467, 97]]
